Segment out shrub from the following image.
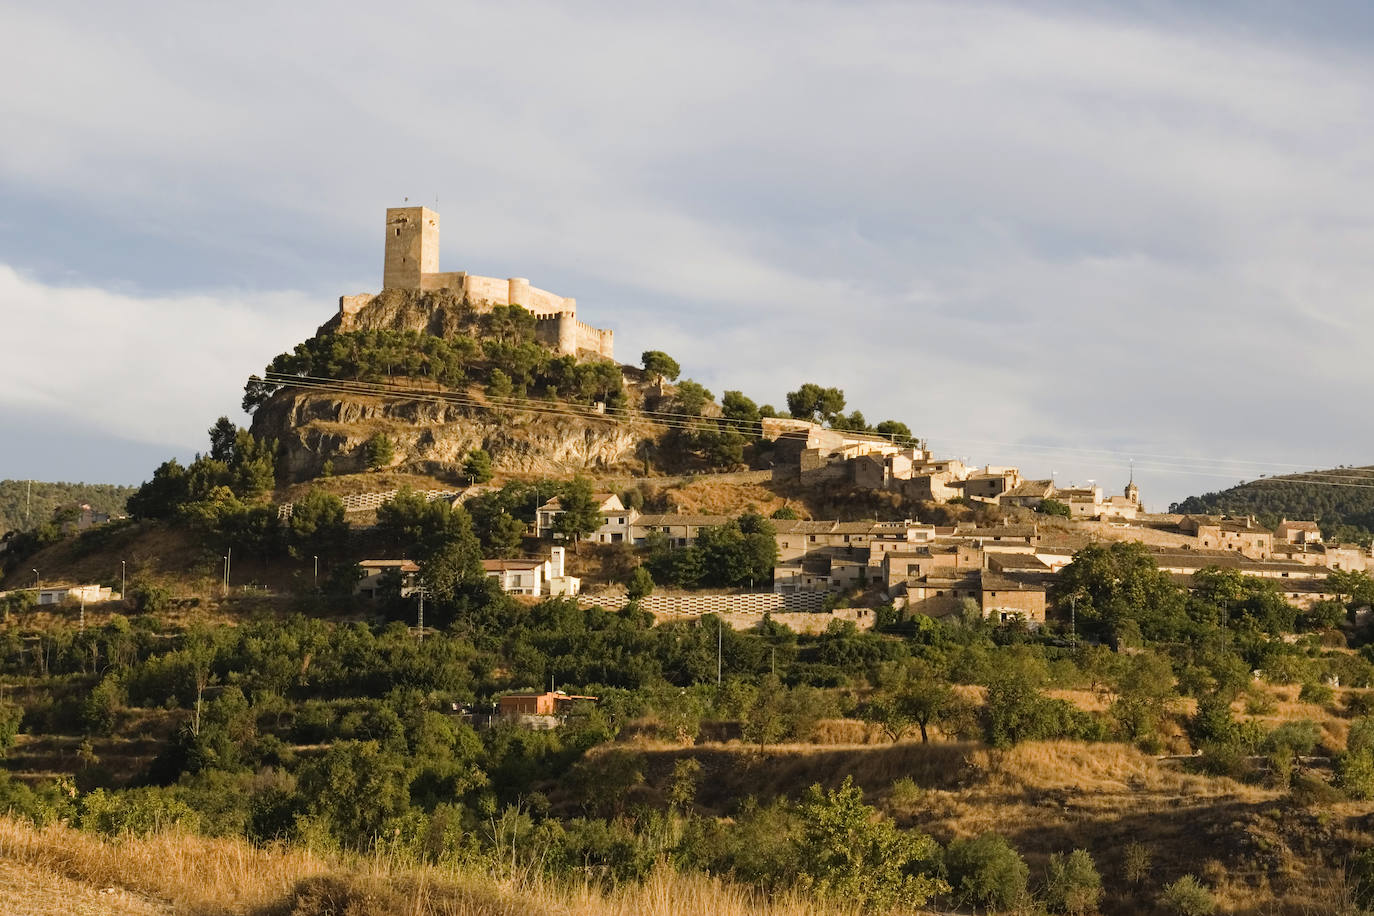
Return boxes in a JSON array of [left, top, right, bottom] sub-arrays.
[[1122, 841, 1152, 885], [1044, 848, 1102, 915], [363, 433, 395, 471], [793, 777, 947, 911], [1299, 682, 1335, 706], [945, 832, 1029, 911], [1346, 848, 1374, 911], [1158, 874, 1215, 915]]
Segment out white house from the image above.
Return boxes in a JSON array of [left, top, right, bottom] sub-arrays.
[[535, 493, 637, 544], [482, 546, 580, 597]]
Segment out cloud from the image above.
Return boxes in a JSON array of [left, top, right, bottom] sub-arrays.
[[0, 265, 323, 449], [3, 1, 1374, 503]]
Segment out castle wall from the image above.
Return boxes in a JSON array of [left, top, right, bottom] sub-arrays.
[[420, 271, 466, 292], [463, 274, 509, 304], [338, 294, 375, 317]]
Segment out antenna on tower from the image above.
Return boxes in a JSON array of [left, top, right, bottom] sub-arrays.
[[1129, 459, 1135, 485]]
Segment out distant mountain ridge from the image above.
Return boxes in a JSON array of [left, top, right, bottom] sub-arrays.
[[1170, 465, 1374, 542], [0, 480, 135, 535]]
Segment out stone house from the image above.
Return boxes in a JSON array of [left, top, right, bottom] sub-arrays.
[[629, 514, 732, 547], [960, 466, 1022, 502], [1000, 479, 1055, 509], [1180, 516, 1273, 559], [1275, 519, 1322, 545]]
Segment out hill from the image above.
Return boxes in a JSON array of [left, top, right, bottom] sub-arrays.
[[1170, 466, 1374, 543], [0, 481, 134, 537]]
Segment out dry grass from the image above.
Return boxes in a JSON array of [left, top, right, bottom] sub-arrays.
[[0, 817, 871, 916]]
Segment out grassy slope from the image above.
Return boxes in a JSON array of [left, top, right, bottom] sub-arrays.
[[0, 817, 869, 916]]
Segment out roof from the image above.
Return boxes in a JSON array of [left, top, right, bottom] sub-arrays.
[[802, 555, 832, 576], [953, 525, 1038, 539], [981, 572, 1046, 593], [989, 553, 1051, 571], [773, 520, 839, 535], [358, 559, 420, 572], [1003, 480, 1054, 499], [481, 558, 544, 571], [633, 514, 732, 528], [1276, 520, 1321, 532]]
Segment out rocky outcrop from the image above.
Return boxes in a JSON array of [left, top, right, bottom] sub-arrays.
[[252, 389, 650, 483]]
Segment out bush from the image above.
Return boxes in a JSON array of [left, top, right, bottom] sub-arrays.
[[363, 433, 395, 471], [1299, 681, 1335, 706], [1158, 874, 1215, 915], [793, 777, 947, 911], [945, 832, 1029, 911], [1044, 848, 1102, 915]]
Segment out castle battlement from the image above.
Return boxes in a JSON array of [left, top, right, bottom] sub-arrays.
[[339, 206, 614, 361]]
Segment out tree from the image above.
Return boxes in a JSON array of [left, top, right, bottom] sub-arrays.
[[786, 383, 846, 425], [1110, 650, 1176, 742], [297, 740, 411, 846], [874, 419, 912, 441], [1052, 541, 1188, 644], [983, 653, 1054, 747], [641, 350, 681, 387], [554, 478, 601, 551], [1044, 848, 1102, 915], [128, 459, 190, 520], [462, 449, 494, 484], [860, 695, 917, 743], [1039, 498, 1071, 518], [721, 390, 762, 435], [486, 368, 513, 400], [289, 488, 348, 561], [793, 776, 947, 911], [771, 506, 799, 520], [903, 672, 954, 744], [364, 433, 396, 471], [674, 379, 713, 416], [625, 566, 654, 600], [743, 674, 788, 749], [208, 417, 237, 462]]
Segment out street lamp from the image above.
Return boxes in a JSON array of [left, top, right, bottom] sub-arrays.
[[120, 560, 126, 602], [313, 556, 318, 588], [31, 569, 38, 589]]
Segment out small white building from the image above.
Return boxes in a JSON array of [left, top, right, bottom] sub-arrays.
[[535, 493, 636, 543], [355, 559, 421, 599], [26, 585, 113, 606], [482, 546, 580, 597]]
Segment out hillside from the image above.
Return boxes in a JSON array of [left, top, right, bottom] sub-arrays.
[[1170, 466, 1374, 542], [0, 481, 134, 537]]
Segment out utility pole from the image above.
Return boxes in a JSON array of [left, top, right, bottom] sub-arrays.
[[1070, 595, 1077, 647], [415, 586, 428, 640], [717, 616, 723, 687]]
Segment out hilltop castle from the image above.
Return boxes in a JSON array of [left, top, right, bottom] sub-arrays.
[[338, 206, 614, 360]]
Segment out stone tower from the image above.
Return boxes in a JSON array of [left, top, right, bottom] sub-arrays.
[[383, 206, 439, 290], [1125, 467, 1139, 505]]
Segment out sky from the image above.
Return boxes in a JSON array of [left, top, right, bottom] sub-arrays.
[[3, 0, 1373, 508]]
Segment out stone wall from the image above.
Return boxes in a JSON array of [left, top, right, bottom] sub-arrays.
[[576, 592, 876, 633]]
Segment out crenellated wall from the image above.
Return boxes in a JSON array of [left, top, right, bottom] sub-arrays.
[[341, 206, 615, 360]]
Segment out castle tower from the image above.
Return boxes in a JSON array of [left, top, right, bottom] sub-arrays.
[[383, 206, 439, 290]]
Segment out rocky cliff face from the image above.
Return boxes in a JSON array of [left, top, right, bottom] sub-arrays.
[[252, 390, 649, 483]]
